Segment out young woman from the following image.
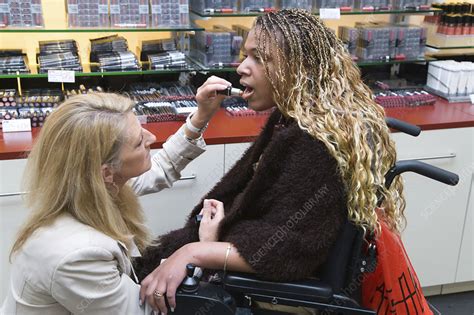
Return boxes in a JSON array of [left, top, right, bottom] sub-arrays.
[[1, 80, 233, 314], [137, 9, 406, 315]]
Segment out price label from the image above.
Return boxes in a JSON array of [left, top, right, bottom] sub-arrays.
[[180, 4, 188, 13], [67, 4, 78, 14], [139, 4, 149, 14], [151, 5, 161, 13], [2, 119, 31, 133], [48, 70, 75, 83], [319, 8, 341, 20], [98, 4, 108, 14]]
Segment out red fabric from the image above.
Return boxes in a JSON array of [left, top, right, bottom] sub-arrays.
[[361, 219, 433, 314]]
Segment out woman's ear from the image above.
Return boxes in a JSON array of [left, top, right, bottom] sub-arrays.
[[101, 164, 115, 184]]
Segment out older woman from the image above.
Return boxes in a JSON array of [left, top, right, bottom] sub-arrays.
[[1, 77, 233, 314]]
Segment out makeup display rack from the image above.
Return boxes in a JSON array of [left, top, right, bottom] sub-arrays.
[[0, 3, 443, 100]]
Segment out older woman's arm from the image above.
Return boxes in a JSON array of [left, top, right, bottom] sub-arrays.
[[140, 241, 254, 314]]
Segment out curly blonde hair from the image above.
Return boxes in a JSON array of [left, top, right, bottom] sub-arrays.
[[255, 9, 406, 234]]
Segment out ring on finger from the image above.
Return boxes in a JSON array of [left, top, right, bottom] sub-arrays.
[[153, 290, 163, 300]]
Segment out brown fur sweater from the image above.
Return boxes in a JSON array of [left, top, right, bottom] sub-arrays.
[[135, 110, 347, 282]]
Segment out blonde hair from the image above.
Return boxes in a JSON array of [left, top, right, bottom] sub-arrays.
[[255, 9, 406, 234], [10, 93, 150, 260]]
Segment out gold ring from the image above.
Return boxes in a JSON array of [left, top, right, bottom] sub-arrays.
[[153, 290, 163, 300]]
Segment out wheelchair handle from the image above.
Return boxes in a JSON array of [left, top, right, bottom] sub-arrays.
[[378, 160, 459, 207], [385, 117, 421, 137]]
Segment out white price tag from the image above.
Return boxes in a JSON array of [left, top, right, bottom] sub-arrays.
[[319, 8, 341, 20], [470, 94, 474, 104], [139, 4, 149, 14], [48, 70, 75, 83], [151, 5, 161, 14], [67, 4, 78, 14], [2, 119, 31, 133], [180, 4, 188, 13], [98, 4, 108, 14]]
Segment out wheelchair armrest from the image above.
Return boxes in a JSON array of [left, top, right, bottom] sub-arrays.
[[223, 272, 333, 302]]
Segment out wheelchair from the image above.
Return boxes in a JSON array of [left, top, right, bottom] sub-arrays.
[[168, 118, 459, 315]]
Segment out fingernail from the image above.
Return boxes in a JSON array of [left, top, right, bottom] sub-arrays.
[[171, 307, 175, 312], [139, 299, 143, 306]]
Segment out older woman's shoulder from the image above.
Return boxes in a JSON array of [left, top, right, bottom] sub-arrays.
[[12, 213, 124, 290]]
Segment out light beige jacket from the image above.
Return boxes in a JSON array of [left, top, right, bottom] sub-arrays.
[[1, 126, 205, 315]]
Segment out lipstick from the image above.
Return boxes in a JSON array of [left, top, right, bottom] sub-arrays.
[[217, 86, 243, 97]]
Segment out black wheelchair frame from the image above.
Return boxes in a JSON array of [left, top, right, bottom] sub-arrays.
[[168, 117, 459, 315]]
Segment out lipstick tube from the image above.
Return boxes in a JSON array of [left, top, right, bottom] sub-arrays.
[[217, 86, 243, 97]]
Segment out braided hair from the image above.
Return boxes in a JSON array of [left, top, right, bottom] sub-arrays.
[[255, 9, 406, 234]]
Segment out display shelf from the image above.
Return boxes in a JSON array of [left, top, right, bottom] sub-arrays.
[[190, 8, 440, 18], [357, 57, 436, 67], [0, 25, 205, 33], [426, 45, 474, 50], [0, 56, 438, 79], [0, 68, 199, 79]]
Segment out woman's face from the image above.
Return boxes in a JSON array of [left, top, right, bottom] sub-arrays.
[[114, 112, 156, 185], [237, 28, 276, 112]]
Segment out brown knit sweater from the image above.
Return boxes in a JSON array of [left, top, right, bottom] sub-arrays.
[[135, 110, 347, 282]]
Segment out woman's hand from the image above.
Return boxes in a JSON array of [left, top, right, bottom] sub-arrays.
[[139, 244, 194, 314], [190, 76, 232, 131], [198, 199, 225, 242]]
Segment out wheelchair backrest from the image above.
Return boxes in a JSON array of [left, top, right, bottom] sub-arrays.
[[319, 219, 365, 297]]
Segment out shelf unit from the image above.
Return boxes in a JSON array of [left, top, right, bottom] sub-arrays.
[[0, 6, 441, 94]]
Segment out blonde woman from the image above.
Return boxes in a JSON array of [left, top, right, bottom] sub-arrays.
[[137, 9, 407, 315], [1, 78, 233, 314]]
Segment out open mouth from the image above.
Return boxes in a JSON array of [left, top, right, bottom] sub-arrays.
[[241, 84, 255, 100]]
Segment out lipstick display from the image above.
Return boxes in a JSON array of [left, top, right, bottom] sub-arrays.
[[38, 40, 82, 73], [0, 50, 30, 74]]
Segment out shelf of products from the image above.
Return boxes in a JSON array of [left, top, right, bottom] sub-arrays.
[[190, 8, 440, 17], [0, 25, 205, 33], [0, 57, 439, 79]]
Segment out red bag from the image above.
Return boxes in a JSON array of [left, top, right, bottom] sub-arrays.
[[361, 218, 433, 314]]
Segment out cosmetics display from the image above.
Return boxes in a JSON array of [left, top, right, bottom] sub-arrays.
[[110, 0, 149, 28], [17, 107, 53, 127], [38, 40, 82, 73], [354, 0, 390, 10], [0, 50, 30, 74], [279, 0, 312, 11], [66, 0, 109, 28], [148, 51, 189, 70], [240, 0, 276, 12], [64, 85, 104, 98], [15, 89, 63, 107], [0, 89, 17, 107], [316, 0, 353, 10], [425, 2, 474, 37], [222, 97, 273, 116], [0, 108, 19, 130], [426, 60, 474, 102], [90, 35, 140, 72], [344, 23, 426, 61], [373, 89, 437, 108], [127, 82, 197, 122], [0, 89, 62, 128], [391, 0, 428, 10], [190, 0, 238, 14], [0, 0, 44, 27], [150, 0, 190, 27], [190, 28, 243, 67]]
